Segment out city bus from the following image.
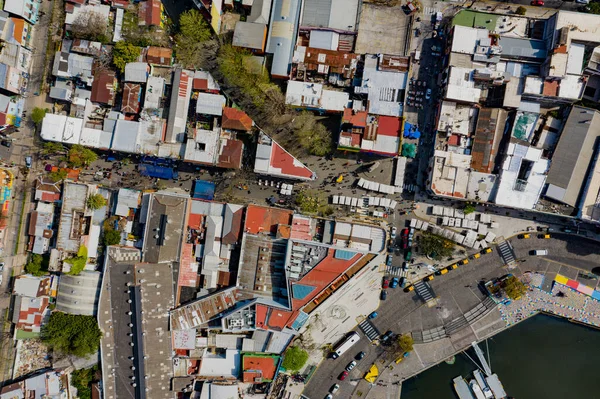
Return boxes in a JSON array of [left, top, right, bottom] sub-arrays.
[[331, 332, 361, 359]]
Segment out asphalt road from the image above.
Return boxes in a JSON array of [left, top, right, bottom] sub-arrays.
[[302, 233, 600, 399]]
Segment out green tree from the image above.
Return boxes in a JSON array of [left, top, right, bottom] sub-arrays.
[[65, 246, 88, 275], [502, 275, 527, 300], [112, 41, 142, 73], [587, 3, 600, 14], [86, 194, 106, 210], [397, 334, 414, 353], [25, 254, 48, 276], [42, 142, 65, 155], [463, 203, 476, 215], [103, 229, 121, 246], [31, 107, 47, 126], [68, 145, 97, 168], [515, 6, 527, 15], [282, 346, 308, 372], [41, 312, 102, 357], [48, 169, 68, 182], [71, 366, 98, 399], [418, 232, 454, 259], [174, 10, 212, 68]]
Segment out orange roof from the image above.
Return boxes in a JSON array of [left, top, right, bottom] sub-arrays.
[[222, 107, 253, 131], [291, 249, 362, 310], [188, 213, 202, 229], [11, 18, 25, 45], [255, 304, 268, 329], [266, 308, 296, 330], [146, 46, 172, 66], [343, 108, 367, 127], [244, 205, 292, 235], [242, 355, 278, 382]]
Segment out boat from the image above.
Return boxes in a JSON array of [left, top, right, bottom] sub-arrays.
[[453, 376, 476, 399], [486, 374, 507, 399], [473, 369, 494, 399], [469, 379, 487, 399]]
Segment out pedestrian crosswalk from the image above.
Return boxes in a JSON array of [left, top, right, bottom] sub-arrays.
[[386, 265, 404, 277], [414, 281, 435, 303], [423, 7, 439, 16], [359, 320, 380, 342], [497, 240, 516, 265]]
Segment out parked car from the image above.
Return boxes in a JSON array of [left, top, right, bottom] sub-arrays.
[[399, 276, 407, 288], [330, 384, 340, 394], [390, 226, 397, 240], [391, 277, 399, 288], [425, 88, 432, 100], [325, 395, 333, 399], [338, 371, 349, 381], [401, 228, 409, 249], [380, 290, 388, 300], [25, 156, 32, 168], [346, 361, 357, 371], [382, 278, 390, 289], [1, 140, 11, 148], [381, 330, 394, 343], [530, 249, 548, 256], [386, 255, 393, 267], [356, 351, 366, 360], [0, 262, 4, 272], [404, 250, 412, 262], [368, 312, 378, 319], [531, 0, 544, 5]]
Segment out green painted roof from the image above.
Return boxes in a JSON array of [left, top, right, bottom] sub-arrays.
[[452, 10, 498, 31]]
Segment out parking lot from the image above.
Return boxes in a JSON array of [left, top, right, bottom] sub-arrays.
[[302, 233, 600, 398]]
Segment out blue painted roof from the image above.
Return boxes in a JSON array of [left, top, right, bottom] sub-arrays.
[[334, 249, 356, 260], [292, 284, 315, 300]]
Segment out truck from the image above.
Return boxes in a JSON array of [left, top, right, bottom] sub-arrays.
[[331, 332, 360, 359]]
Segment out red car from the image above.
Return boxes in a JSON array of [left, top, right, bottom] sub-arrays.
[[382, 279, 390, 289], [401, 228, 410, 249], [339, 371, 349, 381], [531, 0, 544, 5]]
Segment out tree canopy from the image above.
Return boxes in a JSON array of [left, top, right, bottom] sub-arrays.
[[87, 194, 107, 210], [586, 3, 600, 14], [43, 142, 66, 155], [70, 11, 111, 43], [65, 246, 88, 276], [31, 107, 47, 126], [418, 232, 454, 260], [282, 346, 308, 371], [48, 169, 68, 182], [397, 334, 414, 353], [25, 254, 48, 277], [103, 229, 121, 246], [71, 366, 99, 399], [42, 312, 102, 357], [175, 9, 212, 68], [68, 145, 97, 168], [463, 203, 476, 215], [112, 41, 142, 73], [515, 6, 527, 15]]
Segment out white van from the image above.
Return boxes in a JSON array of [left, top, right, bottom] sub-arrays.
[[531, 249, 548, 256]]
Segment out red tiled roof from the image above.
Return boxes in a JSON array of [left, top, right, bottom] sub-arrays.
[[177, 243, 198, 288], [290, 249, 362, 310], [193, 79, 208, 91], [146, 47, 172, 66], [222, 107, 253, 131], [242, 355, 278, 382], [65, 3, 75, 13], [188, 213, 202, 230], [255, 304, 268, 329], [139, 0, 162, 26], [121, 83, 142, 114], [270, 142, 314, 179], [91, 71, 117, 106], [543, 80, 559, 97], [217, 138, 244, 169], [222, 208, 243, 245], [377, 116, 402, 137], [266, 308, 296, 330], [448, 134, 460, 146], [343, 108, 367, 128], [41, 192, 61, 202], [244, 205, 293, 235]]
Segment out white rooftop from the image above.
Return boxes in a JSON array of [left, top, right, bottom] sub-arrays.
[[451, 26, 489, 55], [40, 114, 83, 144], [196, 92, 226, 116], [445, 67, 482, 104], [356, 54, 406, 117]]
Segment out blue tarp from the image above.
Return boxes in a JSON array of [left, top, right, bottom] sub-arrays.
[[403, 122, 421, 140], [192, 180, 215, 200], [139, 163, 178, 180]]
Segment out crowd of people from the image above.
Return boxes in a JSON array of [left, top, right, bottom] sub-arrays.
[[499, 272, 600, 327]]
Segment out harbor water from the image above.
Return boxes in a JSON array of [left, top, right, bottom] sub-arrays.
[[401, 314, 600, 399]]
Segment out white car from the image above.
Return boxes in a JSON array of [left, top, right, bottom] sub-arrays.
[[576, 0, 589, 4], [0, 262, 4, 272], [390, 227, 397, 240]]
